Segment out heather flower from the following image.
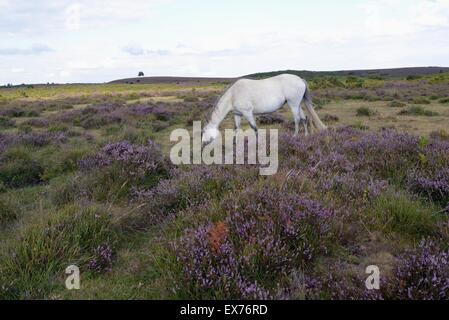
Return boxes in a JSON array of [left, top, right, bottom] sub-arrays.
[[407, 169, 449, 203], [88, 244, 113, 273], [23, 118, 49, 128], [0, 133, 17, 154], [388, 239, 449, 300], [130, 165, 235, 228], [126, 103, 153, 116], [176, 186, 336, 299], [79, 140, 169, 178], [21, 131, 67, 147]]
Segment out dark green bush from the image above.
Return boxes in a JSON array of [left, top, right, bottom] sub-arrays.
[[0, 148, 44, 188], [356, 107, 376, 117], [398, 106, 439, 117]]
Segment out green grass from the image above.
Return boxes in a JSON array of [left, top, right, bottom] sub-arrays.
[[366, 191, 441, 239], [0, 83, 225, 100], [0, 204, 117, 299]]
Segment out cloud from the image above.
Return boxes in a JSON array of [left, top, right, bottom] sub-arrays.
[[0, 0, 168, 33], [360, 0, 449, 37], [0, 44, 54, 55], [122, 45, 171, 56]]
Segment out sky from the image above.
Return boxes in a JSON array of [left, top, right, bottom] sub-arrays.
[[1, 0, 449, 85]]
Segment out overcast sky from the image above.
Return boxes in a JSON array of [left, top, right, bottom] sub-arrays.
[[1, 0, 449, 84]]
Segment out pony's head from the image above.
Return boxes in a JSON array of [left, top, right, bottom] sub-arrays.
[[202, 125, 219, 143]]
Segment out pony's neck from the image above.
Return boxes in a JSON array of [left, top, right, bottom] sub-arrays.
[[207, 93, 232, 129]]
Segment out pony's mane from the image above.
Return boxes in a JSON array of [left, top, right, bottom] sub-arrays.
[[202, 82, 235, 125]]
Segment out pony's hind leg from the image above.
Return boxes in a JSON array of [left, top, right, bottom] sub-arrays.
[[287, 98, 302, 136], [299, 107, 309, 136]]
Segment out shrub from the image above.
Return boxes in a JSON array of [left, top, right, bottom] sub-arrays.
[[0, 108, 25, 117], [23, 118, 50, 128], [350, 121, 369, 130], [78, 140, 170, 202], [0, 197, 17, 225], [398, 106, 439, 117], [389, 101, 406, 108], [280, 127, 423, 189], [175, 186, 336, 299], [356, 107, 376, 117], [406, 75, 421, 80], [406, 137, 449, 203], [21, 131, 67, 147], [151, 120, 169, 132], [0, 148, 44, 188], [183, 96, 199, 103], [88, 244, 113, 273], [439, 97, 449, 104], [408, 169, 449, 204], [411, 97, 431, 105], [386, 239, 449, 299], [0, 116, 15, 129], [0, 133, 16, 155], [322, 114, 339, 122], [313, 98, 330, 109], [130, 165, 236, 229]]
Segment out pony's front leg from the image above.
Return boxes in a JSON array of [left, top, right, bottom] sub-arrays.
[[234, 114, 241, 131]]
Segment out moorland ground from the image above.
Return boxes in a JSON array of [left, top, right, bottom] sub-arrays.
[[0, 71, 448, 299]]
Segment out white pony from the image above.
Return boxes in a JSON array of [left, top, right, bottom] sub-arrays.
[[202, 74, 327, 143]]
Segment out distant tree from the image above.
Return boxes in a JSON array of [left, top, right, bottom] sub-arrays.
[[138, 71, 144, 77]]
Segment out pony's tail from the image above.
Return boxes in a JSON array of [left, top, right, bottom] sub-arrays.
[[303, 80, 327, 131]]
